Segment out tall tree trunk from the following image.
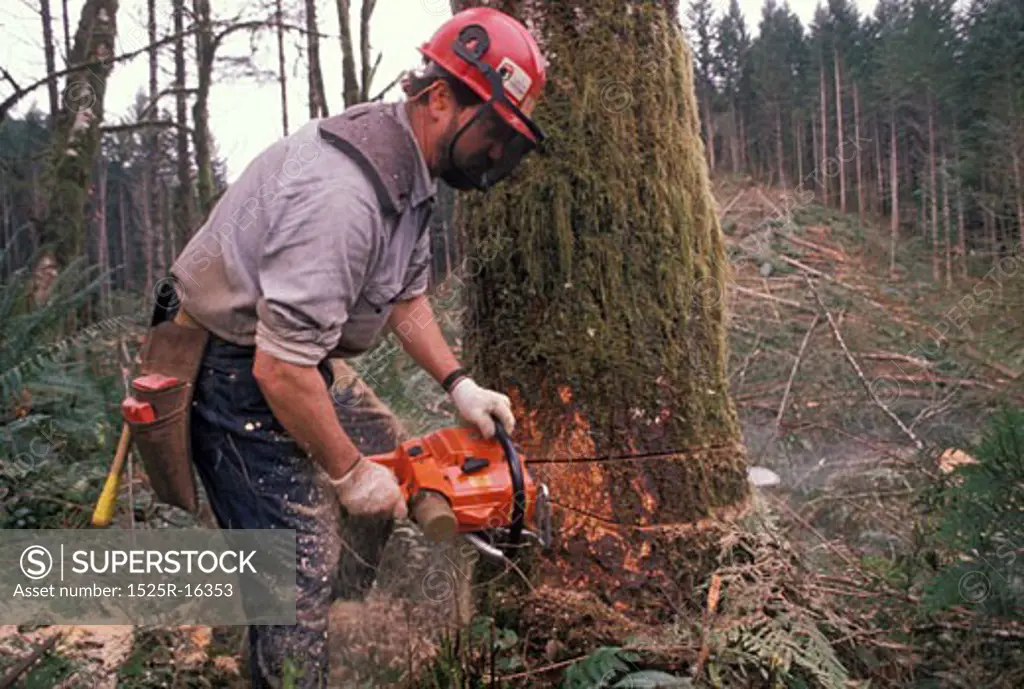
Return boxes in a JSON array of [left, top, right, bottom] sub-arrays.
[[305, 0, 329, 118], [854, 82, 863, 221], [119, 184, 130, 290], [874, 117, 883, 216], [982, 175, 997, 271], [96, 159, 108, 311], [775, 105, 785, 187], [61, 0, 71, 62], [889, 107, 898, 279], [172, 0, 193, 264], [811, 106, 819, 194], [739, 112, 747, 172], [956, 163, 966, 278], [928, 94, 939, 282], [358, 0, 376, 100], [729, 101, 739, 173], [703, 91, 715, 171], [193, 0, 214, 217], [795, 113, 803, 188], [941, 154, 952, 288], [33, 0, 119, 306], [1013, 134, 1024, 253], [276, 0, 290, 134], [453, 0, 749, 616], [144, 161, 163, 280], [40, 0, 60, 122], [335, 0, 359, 107], [833, 49, 845, 214], [819, 60, 828, 206], [146, 0, 163, 287]]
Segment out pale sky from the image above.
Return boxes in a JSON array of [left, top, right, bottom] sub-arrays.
[[1, 0, 877, 182]]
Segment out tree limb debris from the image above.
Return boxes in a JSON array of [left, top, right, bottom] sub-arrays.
[[804, 276, 925, 451], [731, 284, 815, 313], [779, 254, 888, 313], [962, 344, 1021, 380], [0, 632, 63, 689], [774, 313, 820, 435]]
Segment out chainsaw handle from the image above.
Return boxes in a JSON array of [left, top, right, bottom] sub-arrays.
[[493, 418, 525, 546], [410, 490, 458, 543]]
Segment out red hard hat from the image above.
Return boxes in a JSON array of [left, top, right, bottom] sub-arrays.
[[418, 7, 546, 145]]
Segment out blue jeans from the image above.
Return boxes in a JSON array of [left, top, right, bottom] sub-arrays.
[[190, 337, 407, 688]]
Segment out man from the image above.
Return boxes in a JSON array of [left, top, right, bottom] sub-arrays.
[[167, 7, 547, 687]]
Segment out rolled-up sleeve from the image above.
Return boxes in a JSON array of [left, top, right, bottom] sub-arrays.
[[255, 183, 381, 366], [395, 218, 433, 301]]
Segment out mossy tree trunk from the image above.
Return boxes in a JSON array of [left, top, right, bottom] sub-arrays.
[[452, 0, 750, 617], [33, 0, 118, 306]]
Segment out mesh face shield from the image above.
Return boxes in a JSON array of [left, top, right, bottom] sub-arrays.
[[442, 26, 547, 192]]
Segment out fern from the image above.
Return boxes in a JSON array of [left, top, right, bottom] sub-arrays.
[[725, 611, 850, 689], [923, 406, 1024, 617]]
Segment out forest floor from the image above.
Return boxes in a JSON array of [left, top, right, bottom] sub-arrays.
[[2, 176, 1023, 687]]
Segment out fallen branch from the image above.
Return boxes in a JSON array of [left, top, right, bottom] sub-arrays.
[[962, 345, 1021, 380], [0, 633, 63, 689], [782, 233, 847, 262], [884, 374, 994, 390], [718, 189, 746, 218], [779, 255, 888, 313], [730, 284, 814, 312], [773, 313, 820, 434], [861, 352, 934, 369], [804, 276, 925, 451]]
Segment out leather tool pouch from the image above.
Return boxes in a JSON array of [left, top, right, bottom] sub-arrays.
[[125, 311, 209, 513]]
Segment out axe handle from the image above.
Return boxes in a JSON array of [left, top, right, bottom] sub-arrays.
[[91, 423, 132, 527]]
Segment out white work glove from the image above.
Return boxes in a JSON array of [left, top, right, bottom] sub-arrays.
[[449, 377, 515, 439], [330, 456, 408, 520]]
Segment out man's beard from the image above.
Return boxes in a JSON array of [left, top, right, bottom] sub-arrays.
[[437, 117, 493, 191]]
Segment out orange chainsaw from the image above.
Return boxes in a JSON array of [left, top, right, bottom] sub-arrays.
[[366, 420, 551, 561]]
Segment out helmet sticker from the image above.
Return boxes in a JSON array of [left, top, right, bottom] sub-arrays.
[[497, 57, 532, 104]]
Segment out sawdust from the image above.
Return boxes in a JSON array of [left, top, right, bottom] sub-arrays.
[[327, 590, 451, 687]]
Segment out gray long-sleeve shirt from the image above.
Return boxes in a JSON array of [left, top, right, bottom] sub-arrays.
[[170, 102, 437, 366]]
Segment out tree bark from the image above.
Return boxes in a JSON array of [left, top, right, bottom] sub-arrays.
[[819, 59, 828, 205], [729, 101, 739, 173], [96, 158, 109, 311], [40, 0, 60, 121], [453, 0, 749, 618], [147, 0, 163, 288], [335, 0, 359, 107], [775, 105, 785, 188], [305, 0, 329, 118], [61, 0, 71, 63], [834, 48, 845, 214], [854, 82, 863, 221], [358, 0, 376, 101], [276, 0, 289, 134], [1013, 131, 1024, 254], [794, 114, 803, 188], [193, 0, 214, 217], [956, 159, 966, 278], [890, 107, 898, 279], [173, 0, 194, 259], [119, 184, 130, 290], [33, 0, 119, 305], [703, 92, 715, 171], [874, 117, 883, 216], [941, 153, 952, 288], [928, 94, 939, 282], [811, 105, 819, 193]]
